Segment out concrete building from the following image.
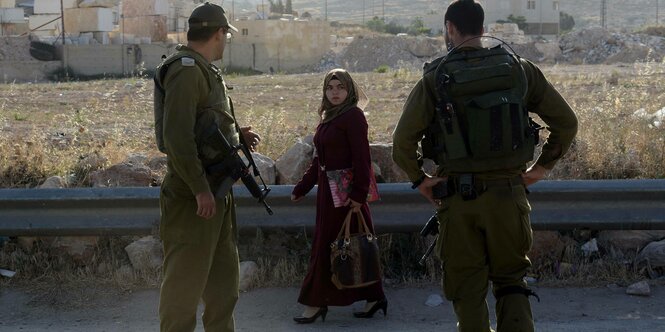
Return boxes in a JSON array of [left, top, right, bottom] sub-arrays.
[[481, 0, 560, 36], [223, 19, 330, 73]]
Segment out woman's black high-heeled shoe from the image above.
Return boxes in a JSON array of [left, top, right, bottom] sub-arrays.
[[293, 307, 328, 324], [353, 299, 388, 318]]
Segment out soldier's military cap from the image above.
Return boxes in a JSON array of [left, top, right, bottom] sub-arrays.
[[189, 2, 238, 32]]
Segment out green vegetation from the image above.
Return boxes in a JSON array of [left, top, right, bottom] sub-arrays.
[[560, 11, 576, 33], [366, 16, 433, 36]]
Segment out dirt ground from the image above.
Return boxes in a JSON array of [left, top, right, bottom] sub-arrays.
[[1, 283, 664, 331]]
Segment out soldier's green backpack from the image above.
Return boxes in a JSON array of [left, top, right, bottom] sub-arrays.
[[422, 42, 540, 172]]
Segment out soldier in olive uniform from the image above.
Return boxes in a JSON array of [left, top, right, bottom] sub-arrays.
[[153, 3, 260, 332], [392, 1, 577, 331]]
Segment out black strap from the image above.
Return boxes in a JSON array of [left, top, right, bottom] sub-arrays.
[[490, 105, 502, 151], [509, 103, 522, 150], [495, 285, 540, 302]]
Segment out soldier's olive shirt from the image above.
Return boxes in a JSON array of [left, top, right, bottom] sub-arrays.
[[160, 45, 237, 196], [392, 49, 578, 182]]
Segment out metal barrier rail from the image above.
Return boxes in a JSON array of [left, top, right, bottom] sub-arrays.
[[1, 180, 664, 236]]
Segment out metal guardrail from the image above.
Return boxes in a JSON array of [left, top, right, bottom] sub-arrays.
[[1, 180, 664, 236]]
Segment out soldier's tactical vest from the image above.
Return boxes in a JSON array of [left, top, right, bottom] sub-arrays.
[[423, 46, 537, 172], [153, 46, 239, 166]]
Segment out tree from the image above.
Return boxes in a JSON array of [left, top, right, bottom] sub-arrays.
[[560, 11, 575, 32], [366, 16, 386, 33], [268, 0, 284, 14], [285, 0, 293, 14], [409, 17, 431, 35]]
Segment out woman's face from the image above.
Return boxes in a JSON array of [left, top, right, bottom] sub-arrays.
[[325, 79, 348, 106]]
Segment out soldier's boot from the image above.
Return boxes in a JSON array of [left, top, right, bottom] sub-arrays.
[[495, 292, 534, 332]]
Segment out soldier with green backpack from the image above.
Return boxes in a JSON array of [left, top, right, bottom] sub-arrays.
[[392, 0, 578, 331], [153, 2, 261, 332]]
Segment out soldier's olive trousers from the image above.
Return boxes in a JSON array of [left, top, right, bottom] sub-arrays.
[[437, 183, 534, 332], [159, 190, 239, 332]]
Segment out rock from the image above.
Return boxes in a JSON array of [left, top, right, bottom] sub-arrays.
[[76, 153, 108, 172], [89, 162, 153, 187], [598, 231, 665, 253], [242, 152, 276, 185], [636, 239, 665, 278], [369, 144, 409, 183], [146, 155, 167, 171], [39, 176, 67, 188], [125, 153, 148, 166], [51, 236, 99, 263], [581, 238, 599, 256], [529, 231, 565, 262], [124, 236, 163, 271], [275, 138, 314, 184], [626, 280, 651, 296], [0, 269, 16, 278], [239, 261, 259, 292], [425, 294, 444, 307]]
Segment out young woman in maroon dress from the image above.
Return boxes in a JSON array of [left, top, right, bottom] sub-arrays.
[[291, 68, 387, 324]]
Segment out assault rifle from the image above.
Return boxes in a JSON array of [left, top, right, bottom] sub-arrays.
[[418, 213, 439, 266], [204, 125, 273, 215]]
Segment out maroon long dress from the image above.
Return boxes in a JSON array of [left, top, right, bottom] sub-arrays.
[[292, 107, 386, 307]]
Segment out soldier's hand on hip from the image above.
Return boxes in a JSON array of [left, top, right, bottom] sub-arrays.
[[195, 191, 217, 219], [522, 164, 549, 187], [241, 126, 262, 152], [417, 175, 446, 207]]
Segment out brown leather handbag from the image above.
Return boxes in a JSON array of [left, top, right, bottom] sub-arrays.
[[330, 210, 382, 290]]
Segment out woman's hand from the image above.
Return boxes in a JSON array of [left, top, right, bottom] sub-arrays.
[[345, 198, 362, 212], [291, 194, 304, 202]]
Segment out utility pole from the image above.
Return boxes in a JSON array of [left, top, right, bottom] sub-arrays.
[[60, 0, 68, 78], [324, 0, 327, 21], [657, 0, 660, 25], [382, 0, 385, 21], [601, 0, 607, 28], [363, 0, 365, 24]]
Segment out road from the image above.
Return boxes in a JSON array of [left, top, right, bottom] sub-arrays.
[[1, 284, 664, 331]]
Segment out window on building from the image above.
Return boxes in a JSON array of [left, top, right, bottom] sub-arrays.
[[553, 1, 559, 10], [242, 28, 249, 36], [527, 0, 536, 10]]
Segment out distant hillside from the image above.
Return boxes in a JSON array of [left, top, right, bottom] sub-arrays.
[[230, 0, 663, 31]]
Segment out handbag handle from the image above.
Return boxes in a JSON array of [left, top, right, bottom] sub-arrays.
[[336, 209, 373, 241]]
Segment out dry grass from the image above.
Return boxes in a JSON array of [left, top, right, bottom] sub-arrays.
[[1, 63, 663, 188], [1, 62, 664, 289]]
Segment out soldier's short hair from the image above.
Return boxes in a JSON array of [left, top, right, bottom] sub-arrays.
[[444, 0, 484, 36]]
